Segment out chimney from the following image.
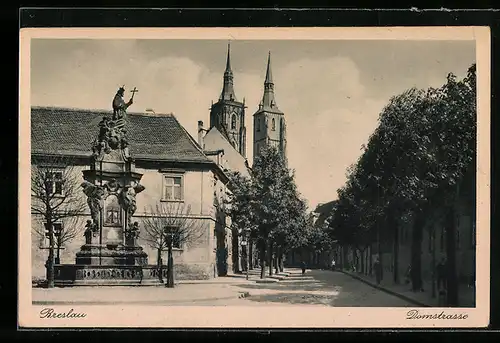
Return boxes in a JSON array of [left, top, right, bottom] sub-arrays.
[[198, 120, 206, 148]]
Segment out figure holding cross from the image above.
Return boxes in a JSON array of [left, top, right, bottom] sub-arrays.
[[112, 85, 137, 120]]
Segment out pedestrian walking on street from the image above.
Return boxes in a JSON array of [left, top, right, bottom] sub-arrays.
[[301, 261, 306, 275], [373, 256, 382, 285], [331, 259, 336, 271]]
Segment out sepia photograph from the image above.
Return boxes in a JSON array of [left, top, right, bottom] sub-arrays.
[[19, 27, 490, 328]]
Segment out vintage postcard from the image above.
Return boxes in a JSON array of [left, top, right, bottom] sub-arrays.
[[19, 27, 490, 328]]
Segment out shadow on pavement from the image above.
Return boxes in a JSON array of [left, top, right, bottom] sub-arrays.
[[240, 270, 414, 307]]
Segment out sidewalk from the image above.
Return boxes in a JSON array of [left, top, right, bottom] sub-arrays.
[[32, 268, 306, 305], [340, 269, 475, 307], [32, 282, 250, 305]]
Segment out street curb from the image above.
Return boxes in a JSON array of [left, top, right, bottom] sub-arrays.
[[340, 270, 431, 307]]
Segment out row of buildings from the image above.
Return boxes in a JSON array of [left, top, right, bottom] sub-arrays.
[[31, 44, 288, 280]]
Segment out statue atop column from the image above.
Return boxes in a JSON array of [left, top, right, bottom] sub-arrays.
[[92, 86, 138, 159], [112, 86, 137, 120]]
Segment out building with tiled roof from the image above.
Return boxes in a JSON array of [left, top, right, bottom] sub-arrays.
[[32, 106, 215, 165], [31, 106, 235, 281]]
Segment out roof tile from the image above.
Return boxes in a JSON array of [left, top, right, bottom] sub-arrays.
[[31, 107, 211, 164]]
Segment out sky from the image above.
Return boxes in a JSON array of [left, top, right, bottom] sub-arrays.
[[30, 39, 476, 210]]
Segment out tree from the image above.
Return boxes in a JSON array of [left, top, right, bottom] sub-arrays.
[[250, 146, 302, 278], [142, 202, 207, 287], [328, 63, 476, 298], [33, 216, 85, 264], [31, 156, 86, 288], [224, 171, 256, 274], [271, 171, 309, 273]]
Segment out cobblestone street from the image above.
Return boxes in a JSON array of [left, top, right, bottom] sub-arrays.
[[33, 269, 414, 307]]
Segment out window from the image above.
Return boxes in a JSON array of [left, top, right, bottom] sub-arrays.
[[42, 222, 63, 247], [231, 114, 236, 130], [256, 118, 260, 132], [172, 231, 182, 249], [164, 226, 182, 249], [104, 195, 121, 226], [271, 118, 276, 131], [163, 175, 183, 201], [44, 170, 64, 196]]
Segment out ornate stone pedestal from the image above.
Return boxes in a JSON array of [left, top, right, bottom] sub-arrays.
[[75, 244, 148, 266]]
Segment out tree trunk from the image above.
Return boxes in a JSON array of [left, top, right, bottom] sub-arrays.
[[231, 229, 239, 274], [431, 227, 436, 298], [369, 245, 373, 276], [392, 214, 400, 284], [259, 240, 266, 279], [445, 196, 459, 306], [166, 244, 174, 288], [359, 249, 364, 274], [249, 240, 254, 270], [343, 245, 348, 271], [275, 246, 280, 273], [377, 225, 384, 281], [46, 221, 55, 288], [268, 241, 273, 276], [411, 211, 425, 292], [157, 248, 163, 283]]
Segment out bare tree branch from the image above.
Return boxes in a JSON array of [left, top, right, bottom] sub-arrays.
[[141, 202, 208, 253]]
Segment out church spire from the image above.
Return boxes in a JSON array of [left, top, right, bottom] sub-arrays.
[[265, 51, 273, 84], [220, 42, 237, 102], [225, 42, 232, 73], [261, 51, 280, 111]]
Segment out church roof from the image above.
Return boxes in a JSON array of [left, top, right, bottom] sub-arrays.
[[255, 52, 283, 115], [31, 106, 212, 164], [203, 126, 251, 178], [220, 43, 238, 102]]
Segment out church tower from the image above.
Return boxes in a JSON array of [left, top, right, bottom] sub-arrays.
[[209, 43, 247, 158], [253, 52, 287, 162]]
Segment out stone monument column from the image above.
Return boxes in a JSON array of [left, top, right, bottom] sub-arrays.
[[76, 86, 148, 267]]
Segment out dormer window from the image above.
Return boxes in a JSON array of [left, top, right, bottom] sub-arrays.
[[271, 118, 276, 131]]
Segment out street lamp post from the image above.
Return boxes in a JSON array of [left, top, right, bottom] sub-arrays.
[[241, 238, 248, 280], [164, 226, 175, 288], [241, 229, 251, 280], [54, 224, 63, 265]]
